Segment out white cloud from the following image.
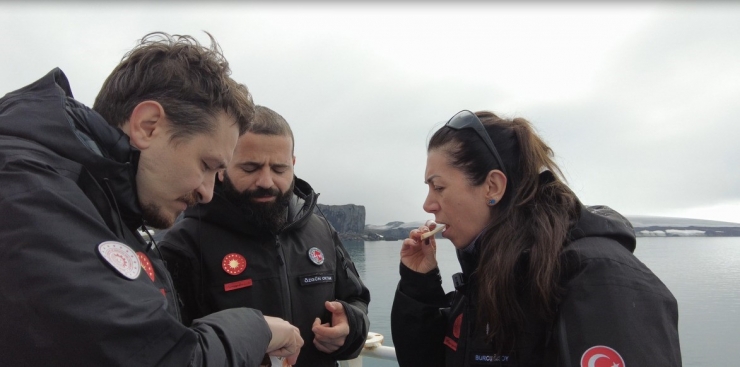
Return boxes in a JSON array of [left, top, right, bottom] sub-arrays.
[[1, 2, 739, 225], [659, 202, 740, 225]]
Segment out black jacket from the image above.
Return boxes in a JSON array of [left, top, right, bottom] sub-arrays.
[[0, 69, 271, 367], [159, 179, 371, 367], [391, 204, 681, 366]]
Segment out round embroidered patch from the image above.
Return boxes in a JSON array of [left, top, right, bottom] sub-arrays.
[[137, 252, 155, 281], [222, 253, 247, 275], [308, 247, 324, 265], [98, 241, 140, 280], [580, 345, 625, 367]]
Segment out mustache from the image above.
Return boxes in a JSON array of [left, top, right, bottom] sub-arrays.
[[179, 191, 199, 207], [248, 187, 281, 198]]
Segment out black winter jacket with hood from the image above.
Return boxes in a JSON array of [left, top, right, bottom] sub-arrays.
[[159, 178, 371, 367], [391, 204, 681, 367], [0, 69, 272, 367]]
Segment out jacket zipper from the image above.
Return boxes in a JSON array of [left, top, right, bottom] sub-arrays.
[[161, 255, 182, 322], [275, 236, 293, 322]]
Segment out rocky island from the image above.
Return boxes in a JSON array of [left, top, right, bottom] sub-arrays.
[[316, 204, 740, 241]]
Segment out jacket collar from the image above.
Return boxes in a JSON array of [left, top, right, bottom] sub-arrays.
[[183, 176, 319, 236], [0, 68, 143, 231]]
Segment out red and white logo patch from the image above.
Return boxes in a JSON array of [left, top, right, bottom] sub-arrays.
[[137, 252, 155, 281], [98, 241, 140, 280], [581, 345, 625, 367], [308, 247, 324, 265], [222, 253, 247, 275]]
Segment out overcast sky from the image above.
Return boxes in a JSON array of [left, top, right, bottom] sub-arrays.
[[2, 2, 739, 225]]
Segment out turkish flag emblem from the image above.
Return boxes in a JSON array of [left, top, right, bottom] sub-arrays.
[[222, 253, 247, 275], [452, 313, 463, 338], [580, 345, 626, 367], [137, 252, 156, 281]]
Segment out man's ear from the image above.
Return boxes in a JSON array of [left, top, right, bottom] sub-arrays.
[[124, 101, 167, 150], [485, 169, 507, 204], [292, 156, 296, 166], [218, 170, 225, 182]]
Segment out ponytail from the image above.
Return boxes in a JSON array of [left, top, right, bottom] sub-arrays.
[[474, 114, 579, 351]]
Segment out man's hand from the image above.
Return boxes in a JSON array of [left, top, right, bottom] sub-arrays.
[[312, 301, 350, 353], [264, 316, 303, 365]]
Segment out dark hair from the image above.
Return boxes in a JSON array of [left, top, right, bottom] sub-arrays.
[[93, 31, 254, 142], [248, 106, 294, 153], [428, 111, 580, 350]]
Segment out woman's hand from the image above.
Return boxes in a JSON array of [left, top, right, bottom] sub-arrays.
[[400, 220, 439, 274]]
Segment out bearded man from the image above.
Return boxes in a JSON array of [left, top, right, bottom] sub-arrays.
[[159, 106, 371, 367]]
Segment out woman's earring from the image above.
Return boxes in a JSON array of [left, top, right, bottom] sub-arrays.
[[488, 199, 496, 206]]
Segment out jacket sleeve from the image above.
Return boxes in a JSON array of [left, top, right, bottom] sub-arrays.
[[330, 230, 372, 360], [0, 164, 271, 367], [555, 239, 682, 367], [189, 308, 272, 367], [391, 263, 449, 367]]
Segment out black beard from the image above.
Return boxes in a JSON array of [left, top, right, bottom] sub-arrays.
[[221, 172, 294, 234], [140, 202, 172, 230]]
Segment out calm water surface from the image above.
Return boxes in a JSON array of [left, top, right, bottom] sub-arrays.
[[343, 237, 740, 367]]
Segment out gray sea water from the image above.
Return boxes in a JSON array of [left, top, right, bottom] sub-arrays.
[[343, 237, 740, 367]]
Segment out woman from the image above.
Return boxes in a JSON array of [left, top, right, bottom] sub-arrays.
[[391, 110, 681, 366]]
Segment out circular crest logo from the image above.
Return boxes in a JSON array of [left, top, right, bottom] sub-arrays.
[[222, 253, 247, 275], [308, 247, 324, 265], [98, 241, 140, 280], [581, 345, 625, 367]]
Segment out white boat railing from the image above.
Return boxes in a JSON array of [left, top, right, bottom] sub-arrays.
[[339, 332, 397, 367]]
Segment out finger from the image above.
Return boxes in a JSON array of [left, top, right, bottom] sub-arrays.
[[409, 228, 425, 241], [400, 240, 420, 257], [286, 352, 300, 366], [269, 332, 302, 358], [313, 338, 339, 353], [317, 334, 345, 349], [269, 347, 296, 358], [313, 338, 331, 353], [401, 238, 419, 251], [324, 300, 337, 313], [315, 333, 346, 349], [326, 301, 345, 315], [313, 324, 349, 339], [312, 317, 321, 329], [313, 327, 342, 339], [312, 322, 332, 336], [328, 302, 349, 328], [419, 226, 434, 244], [295, 328, 304, 347]]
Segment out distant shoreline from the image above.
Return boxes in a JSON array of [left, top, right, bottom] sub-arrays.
[[340, 226, 740, 241], [312, 205, 740, 241], [356, 216, 740, 241], [633, 226, 740, 237]]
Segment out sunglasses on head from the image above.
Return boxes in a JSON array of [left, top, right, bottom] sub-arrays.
[[445, 110, 508, 177]]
